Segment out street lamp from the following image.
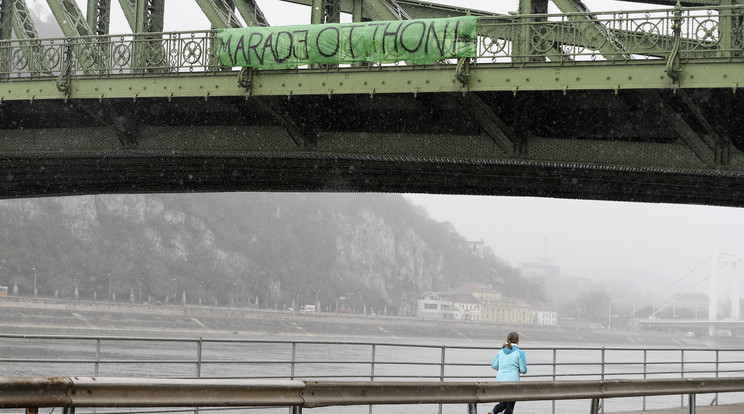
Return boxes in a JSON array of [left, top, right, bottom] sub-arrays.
[[198, 281, 203, 306], [32, 267, 37, 297], [173, 278, 177, 304], [107, 273, 112, 300], [313, 289, 320, 311], [139, 277, 144, 303]]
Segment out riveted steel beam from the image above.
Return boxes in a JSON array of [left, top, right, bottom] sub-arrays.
[[0, 0, 11, 78], [133, 0, 164, 33], [656, 93, 716, 166], [551, 0, 628, 60], [46, 0, 95, 37], [677, 89, 731, 165], [254, 96, 312, 147], [459, 93, 515, 154], [195, 0, 243, 28], [281, 0, 502, 20], [71, 100, 140, 147], [362, 0, 409, 21], [11, 0, 39, 40], [233, 0, 268, 27], [87, 0, 111, 35], [515, 1, 549, 62], [0, 0, 12, 41], [5, 61, 744, 102], [117, 0, 135, 30]]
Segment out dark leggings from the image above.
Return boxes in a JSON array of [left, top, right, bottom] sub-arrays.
[[491, 401, 516, 414]]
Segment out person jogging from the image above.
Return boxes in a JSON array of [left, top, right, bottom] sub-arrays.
[[489, 331, 527, 414]]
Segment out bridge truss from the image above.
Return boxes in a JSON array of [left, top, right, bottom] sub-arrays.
[[1, 0, 744, 206]]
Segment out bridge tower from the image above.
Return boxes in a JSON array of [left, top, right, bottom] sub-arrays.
[[708, 253, 741, 336]]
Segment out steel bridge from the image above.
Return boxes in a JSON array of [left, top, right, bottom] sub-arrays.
[[2, 0, 744, 206]]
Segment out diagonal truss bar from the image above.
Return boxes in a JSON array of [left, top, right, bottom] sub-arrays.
[[255, 96, 311, 147], [12, 0, 40, 40], [551, 0, 628, 60], [677, 90, 731, 165], [195, 0, 243, 28], [363, 0, 410, 21], [459, 93, 516, 154], [233, 0, 269, 26], [144, 0, 164, 32], [117, 0, 163, 32], [0, 0, 12, 41], [656, 93, 716, 167], [117, 0, 135, 29], [46, 0, 95, 37]]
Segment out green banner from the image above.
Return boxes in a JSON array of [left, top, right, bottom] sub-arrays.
[[217, 16, 478, 69]]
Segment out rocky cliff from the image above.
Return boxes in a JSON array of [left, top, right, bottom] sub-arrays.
[[0, 193, 520, 314]]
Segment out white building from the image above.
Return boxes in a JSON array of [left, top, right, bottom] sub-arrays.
[[416, 291, 458, 319], [452, 293, 481, 321], [534, 309, 558, 326]]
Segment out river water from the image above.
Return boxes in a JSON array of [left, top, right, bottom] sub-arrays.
[[1, 326, 743, 414]]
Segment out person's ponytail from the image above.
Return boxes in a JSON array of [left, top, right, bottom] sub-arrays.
[[503, 331, 519, 349]]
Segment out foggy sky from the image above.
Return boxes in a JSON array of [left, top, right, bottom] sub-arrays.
[[405, 194, 744, 297]]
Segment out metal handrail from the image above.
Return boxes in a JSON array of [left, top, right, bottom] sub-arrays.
[[2, 334, 743, 413], [0, 376, 742, 413]]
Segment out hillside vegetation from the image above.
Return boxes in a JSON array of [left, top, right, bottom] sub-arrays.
[[0, 193, 542, 315]]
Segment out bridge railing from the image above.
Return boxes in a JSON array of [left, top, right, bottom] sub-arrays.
[[476, 5, 740, 63], [0, 31, 218, 81], [1, 334, 743, 413], [0, 376, 743, 414], [1, 5, 743, 82]]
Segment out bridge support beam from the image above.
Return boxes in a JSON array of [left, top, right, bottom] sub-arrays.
[[233, 0, 268, 27], [656, 94, 716, 167], [87, 0, 111, 35], [551, 0, 627, 60], [515, 0, 548, 62], [459, 93, 515, 155]]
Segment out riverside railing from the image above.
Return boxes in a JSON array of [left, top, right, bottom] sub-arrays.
[[1, 334, 743, 413], [2, 5, 744, 81], [0, 377, 743, 414]]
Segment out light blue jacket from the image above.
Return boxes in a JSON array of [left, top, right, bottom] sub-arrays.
[[491, 345, 527, 381]]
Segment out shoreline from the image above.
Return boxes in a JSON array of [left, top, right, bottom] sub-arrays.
[[0, 296, 734, 348]]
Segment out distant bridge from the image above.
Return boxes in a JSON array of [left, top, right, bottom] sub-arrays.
[[639, 318, 744, 335], [1, 0, 744, 205]]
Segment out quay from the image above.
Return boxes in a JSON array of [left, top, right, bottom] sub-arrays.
[[618, 404, 744, 414]]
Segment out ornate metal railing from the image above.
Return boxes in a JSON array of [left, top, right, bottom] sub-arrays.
[[477, 5, 744, 64], [0, 31, 218, 80], [1, 5, 743, 82]]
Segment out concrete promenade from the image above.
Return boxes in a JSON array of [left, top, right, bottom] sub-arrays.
[[618, 403, 744, 413]]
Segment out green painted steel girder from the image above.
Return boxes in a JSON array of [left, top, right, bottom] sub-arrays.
[[118, 0, 164, 32], [0, 0, 12, 41], [117, 0, 135, 30], [233, 0, 269, 26], [46, 0, 95, 37], [3, 61, 744, 101], [551, 0, 627, 60], [11, 0, 39, 40], [195, 0, 268, 28], [281, 0, 501, 20], [196, 0, 243, 28], [87, 0, 111, 35]]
